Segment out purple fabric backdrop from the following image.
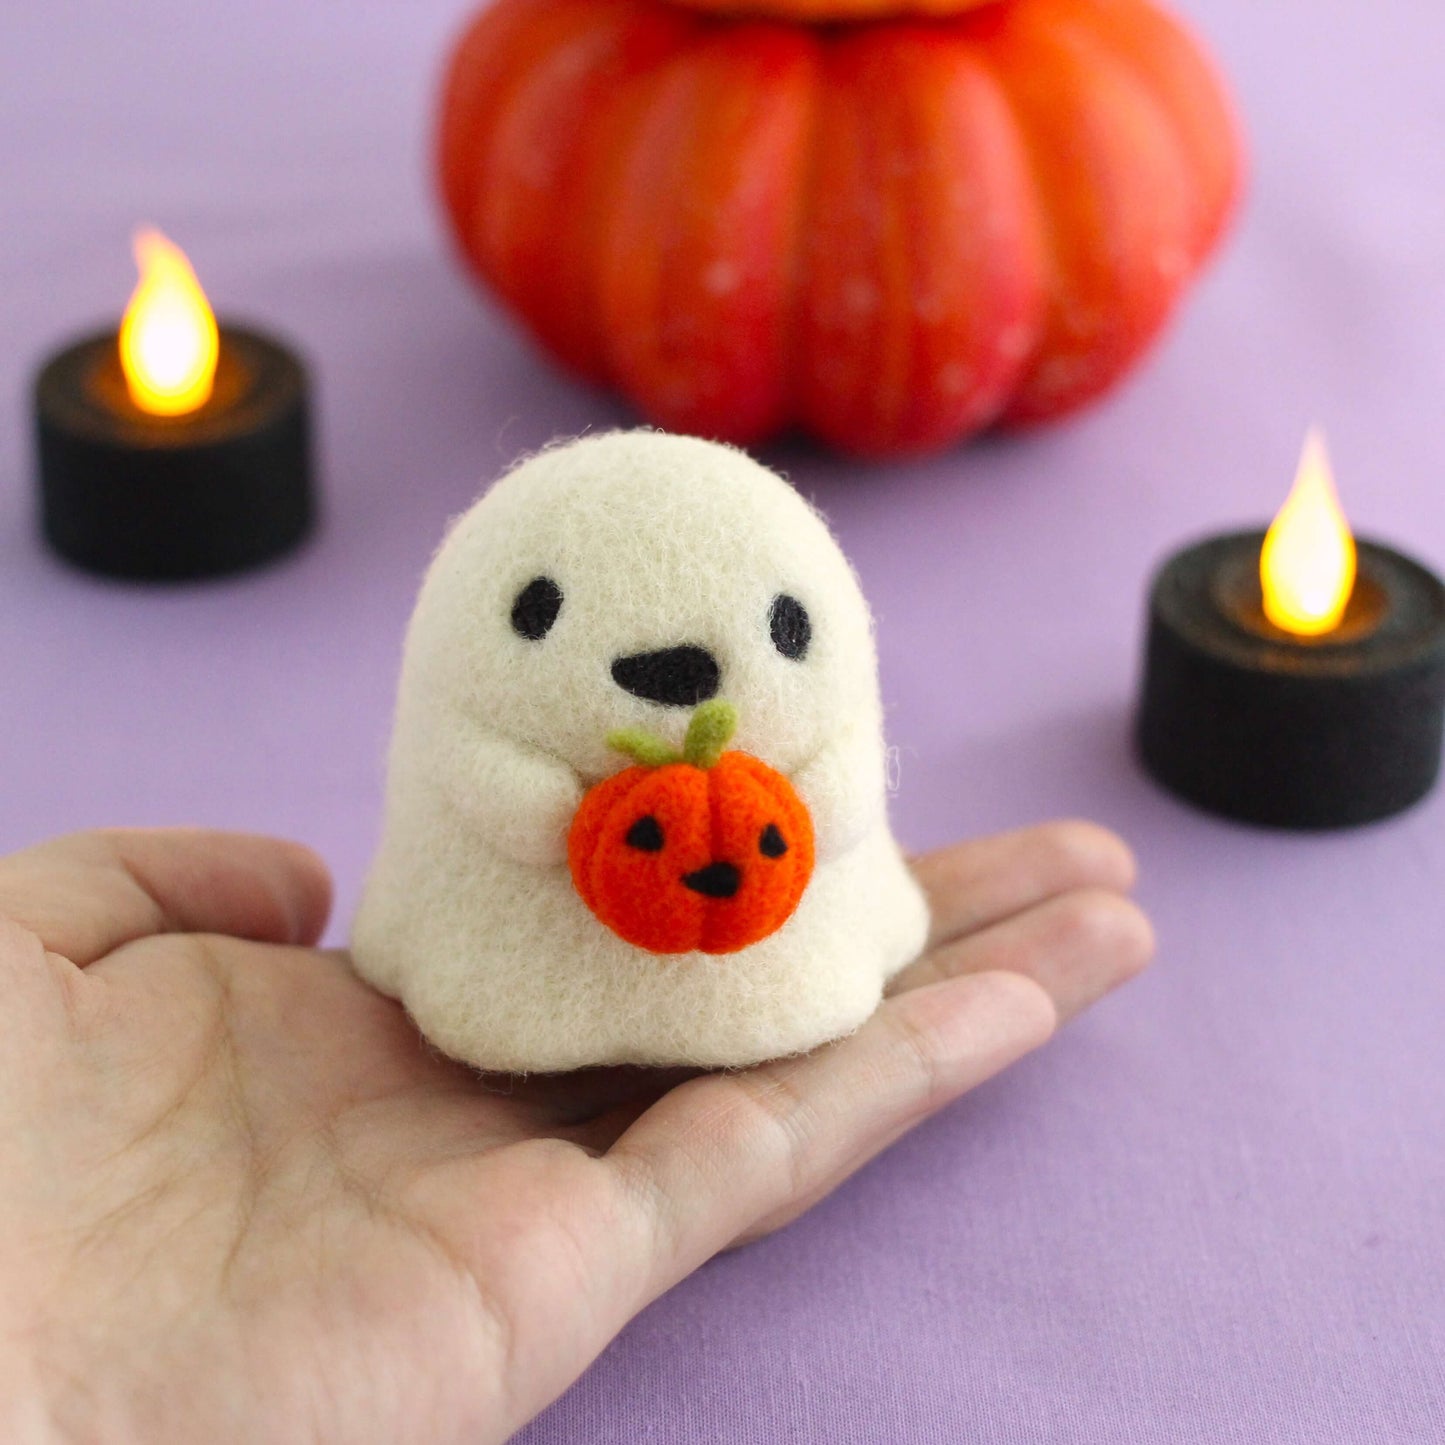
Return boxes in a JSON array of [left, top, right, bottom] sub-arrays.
[[2, 1, 1442, 1439]]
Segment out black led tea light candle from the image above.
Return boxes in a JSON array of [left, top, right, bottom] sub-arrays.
[[34, 228, 315, 581], [1137, 432, 1445, 829]]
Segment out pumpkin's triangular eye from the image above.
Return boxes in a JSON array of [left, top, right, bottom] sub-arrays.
[[625, 815, 665, 852], [759, 823, 787, 858]]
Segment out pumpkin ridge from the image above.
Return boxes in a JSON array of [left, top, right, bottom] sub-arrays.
[[740, 28, 827, 441], [570, 763, 642, 914], [566, 10, 700, 376], [1036, 0, 1214, 263], [667, 0, 1001, 21], [599, 25, 817, 440], [979, 2, 1200, 422], [942, 38, 1053, 437], [700, 755, 727, 954], [1048, 0, 1243, 257], [894, 34, 975, 446], [595, 34, 683, 400], [853, 40, 912, 446], [892, 30, 1041, 444], [446, 0, 617, 291], [778, 30, 824, 434], [803, 23, 1050, 452], [437, 0, 561, 257], [496, 1, 700, 375], [963, 10, 1073, 408]]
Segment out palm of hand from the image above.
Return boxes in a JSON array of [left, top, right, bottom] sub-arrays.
[[1, 826, 1149, 1445]]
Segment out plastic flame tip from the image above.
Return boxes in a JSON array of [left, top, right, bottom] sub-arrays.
[[118, 228, 219, 416], [1260, 430, 1357, 636]]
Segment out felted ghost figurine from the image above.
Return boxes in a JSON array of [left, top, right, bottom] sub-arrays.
[[352, 431, 930, 1071]]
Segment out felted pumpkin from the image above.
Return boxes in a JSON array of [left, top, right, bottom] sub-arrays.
[[569, 701, 816, 954], [437, 0, 1243, 456]]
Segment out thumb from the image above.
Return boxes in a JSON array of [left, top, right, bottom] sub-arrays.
[[0, 828, 333, 966]]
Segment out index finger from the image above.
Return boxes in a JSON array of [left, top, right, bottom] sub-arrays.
[[604, 970, 1056, 1294], [915, 820, 1138, 950]]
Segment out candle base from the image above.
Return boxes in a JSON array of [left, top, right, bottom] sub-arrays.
[[1136, 531, 1445, 829], [35, 325, 315, 581]]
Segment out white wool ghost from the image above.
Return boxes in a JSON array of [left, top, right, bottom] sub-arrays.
[[352, 431, 930, 1071]]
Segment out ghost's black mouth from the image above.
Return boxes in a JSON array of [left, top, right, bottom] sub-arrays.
[[611, 645, 721, 707]]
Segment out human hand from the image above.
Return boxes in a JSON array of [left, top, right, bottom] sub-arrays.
[[0, 823, 1150, 1444]]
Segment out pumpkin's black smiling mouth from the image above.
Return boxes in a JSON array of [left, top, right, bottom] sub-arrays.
[[681, 862, 742, 899]]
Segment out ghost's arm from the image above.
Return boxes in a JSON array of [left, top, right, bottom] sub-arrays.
[[432, 724, 583, 868], [791, 717, 888, 863]]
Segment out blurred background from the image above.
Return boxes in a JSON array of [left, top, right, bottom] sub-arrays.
[[2, 2, 1441, 1440]]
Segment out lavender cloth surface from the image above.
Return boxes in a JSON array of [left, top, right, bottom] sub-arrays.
[[2, 1, 1442, 1439]]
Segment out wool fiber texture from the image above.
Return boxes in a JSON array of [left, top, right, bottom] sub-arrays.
[[352, 430, 930, 1070]]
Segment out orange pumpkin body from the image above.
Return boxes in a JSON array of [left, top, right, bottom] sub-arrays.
[[437, 0, 1243, 457], [671, 0, 996, 19], [569, 750, 815, 955]]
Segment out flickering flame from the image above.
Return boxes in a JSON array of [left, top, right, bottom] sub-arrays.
[[1260, 430, 1357, 636], [118, 228, 219, 415]]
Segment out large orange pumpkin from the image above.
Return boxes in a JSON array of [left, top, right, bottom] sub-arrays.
[[669, 0, 997, 20], [437, 0, 1243, 457], [568, 702, 816, 955]]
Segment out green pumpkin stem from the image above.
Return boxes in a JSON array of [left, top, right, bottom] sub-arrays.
[[606, 700, 738, 771], [682, 700, 738, 770], [605, 729, 683, 769]]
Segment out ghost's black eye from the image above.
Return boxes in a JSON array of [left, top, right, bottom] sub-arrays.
[[626, 816, 665, 852], [511, 577, 563, 641], [769, 594, 810, 661], [759, 823, 788, 858]]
